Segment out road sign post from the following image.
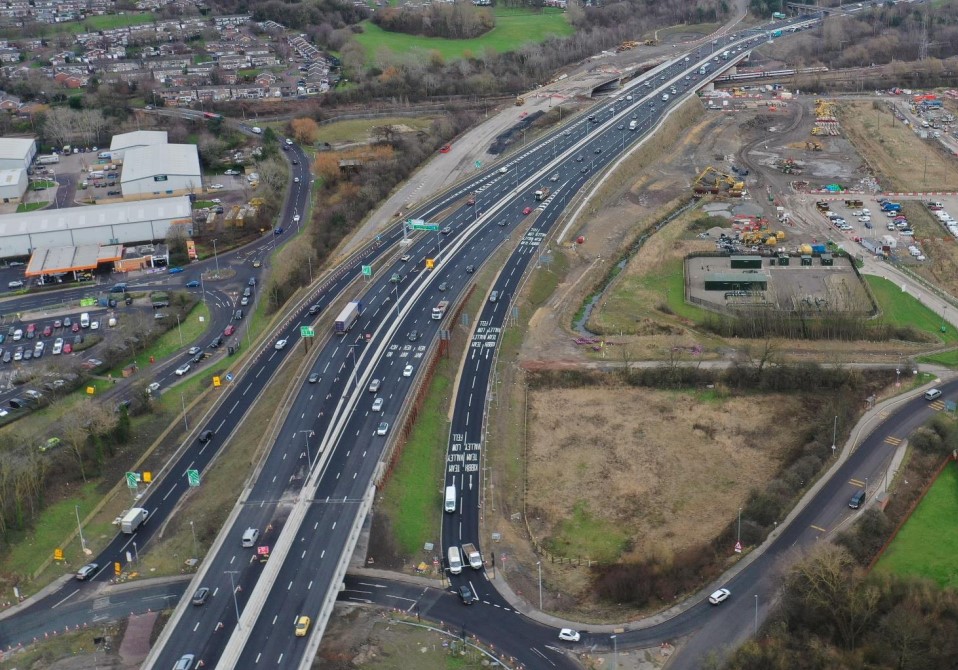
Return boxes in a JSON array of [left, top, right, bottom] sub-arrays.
[[410, 219, 440, 232]]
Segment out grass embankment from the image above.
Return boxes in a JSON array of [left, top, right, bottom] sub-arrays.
[[315, 117, 435, 145], [16, 201, 46, 213], [864, 275, 958, 345], [875, 464, 958, 588], [354, 8, 572, 62]]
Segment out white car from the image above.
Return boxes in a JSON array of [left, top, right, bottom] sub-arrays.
[[7, 280, 23, 288], [376, 421, 389, 436], [558, 629, 581, 642], [275, 339, 288, 350], [403, 364, 414, 377], [147, 382, 161, 394], [708, 588, 731, 605], [293, 214, 300, 222], [400, 254, 411, 262], [52, 338, 63, 355], [209, 183, 224, 190], [224, 169, 240, 176], [294, 177, 300, 183], [285, 138, 294, 145], [175, 364, 191, 376], [90, 320, 99, 330], [372, 397, 384, 412]]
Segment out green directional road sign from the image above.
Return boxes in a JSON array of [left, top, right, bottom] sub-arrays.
[[126, 472, 138, 489], [474, 160, 482, 169], [362, 265, 372, 277], [187, 470, 201, 487], [410, 220, 440, 232], [300, 326, 315, 338]]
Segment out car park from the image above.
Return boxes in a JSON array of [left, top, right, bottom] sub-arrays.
[[42, 325, 52, 337], [63, 342, 73, 354], [376, 422, 389, 436], [558, 629, 581, 642], [708, 588, 731, 605], [71, 322, 80, 333]]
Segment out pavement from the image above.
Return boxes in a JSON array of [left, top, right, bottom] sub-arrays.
[[118, 611, 158, 666]]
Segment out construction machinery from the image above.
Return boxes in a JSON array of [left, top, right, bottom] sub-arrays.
[[692, 167, 746, 198], [644, 39, 657, 46], [515, 96, 525, 106], [805, 141, 822, 151], [616, 40, 640, 52]]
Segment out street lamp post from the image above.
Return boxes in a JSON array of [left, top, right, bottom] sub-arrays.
[[737, 507, 742, 545], [832, 415, 838, 457], [190, 520, 198, 558], [176, 314, 183, 346], [611, 635, 618, 670], [75, 504, 86, 552], [211, 238, 220, 278], [754, 594, 759, 635], [537, 561, 542, 610], [225, 570, 242, 628], [133, 541, 139, 564], [348, 345, 360, 391]]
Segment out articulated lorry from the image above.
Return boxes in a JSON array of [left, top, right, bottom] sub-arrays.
[[121, 507, 149, 534], [462, 543, 483, 569], [334, 300, 363, 335]]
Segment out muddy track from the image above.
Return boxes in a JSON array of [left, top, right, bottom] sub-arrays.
[[738, 100, 806, 195]]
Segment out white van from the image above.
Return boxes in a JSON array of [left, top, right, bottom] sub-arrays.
[[242, 527, 260, 547], [447, 546, 463, 574], [80, 312, 90, 328], [444, 485, 457, 513]]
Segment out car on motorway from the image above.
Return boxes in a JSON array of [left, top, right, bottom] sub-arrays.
[[499, 166, 508, 174], [75, 563, 99, 580], [191, 351, 204, 364], [407, 330, 419, 342], [558, 628, 581, 642], [594, 147, 602, 154], [308, 372, 320, 383], [403, 364, 414, 377], [400, 254, 412, 262], [575, 155, 584, 162], [173, 654, 196, 670], [209, 335, 223, 349], [224, 325, 236, 337], [198, 430, 214, 443], [550, 173, 559, 182], [372, 397, 384, 412], [241, 296, 250, 306], [275, 338, 288, 350], [390, 273, 403, 284], [175, 364, 191, 376], [457, 584, 475, 605], [294, 177, 301, 183], [708, 588, 731, 605], [191, 587, 210, 606], [465, 265, 475, 274], [581, 167, 589, 174], [441, 226, 452, 235], [522, 206, 533, 215], [188, 346, 202, 356], [273, 227, 284, 236], [168, 267, 183, 274], [438, 282, 447, 291], [308, 304, 321, 315], [376, 421, 389, 436], [186, 280, 200, 288], [293, 214, 300, 222], [294, 615, 311, 637]]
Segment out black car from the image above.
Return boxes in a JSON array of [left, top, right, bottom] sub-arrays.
[[458, 584, 475, 605], [191, 352, 204, 364], [407, 330, 420, 342], [192, 587, 210, 605], [438, 282, 447, 292], [308, 372, 320, 383], [308, 304, 321, 315], [575, 155, 584, 162], [198, 430, 214, 443], [465, 265, 475, 274], [594, 147, 602, 154], [209, 335, 223, 349]]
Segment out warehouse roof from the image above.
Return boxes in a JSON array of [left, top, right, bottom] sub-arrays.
[[110, 130, 168, 153], [26, 244, 124, 276], [0, 137, 35, 161], [0, 168, 24, 187], [0, 196, 192, 238], [121, 144, 201, 184]]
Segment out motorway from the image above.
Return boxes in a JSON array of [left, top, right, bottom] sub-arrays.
[[2, 10, 913, 670]]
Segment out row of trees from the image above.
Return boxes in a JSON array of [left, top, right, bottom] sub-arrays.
[[372, 4, 495, 39]]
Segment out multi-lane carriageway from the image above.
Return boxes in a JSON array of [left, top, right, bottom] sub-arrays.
[[139, 17, 824, 670]]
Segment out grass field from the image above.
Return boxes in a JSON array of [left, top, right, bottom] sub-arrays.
[[918, 349, 958, 367], [876, 464, 958, 587], [67, 12, 154, 34], [316, 117, 435, 145], [16, 201, 47, 213], [379, 363, 452, 555], [864, 274, 958, 344], [354, 8, 572, 62]]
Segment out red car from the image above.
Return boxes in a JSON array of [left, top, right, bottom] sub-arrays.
[[26, 323, 36, 335], [224, 324, 236, 337], [522, 207, 533, 215], [71, 323, 80, 333], [439, 144, 451, 154], [42, 325, 52, 337], [63, 343, 72, 354]]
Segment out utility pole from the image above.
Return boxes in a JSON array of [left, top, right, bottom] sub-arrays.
[[226, 570, 242, 628]]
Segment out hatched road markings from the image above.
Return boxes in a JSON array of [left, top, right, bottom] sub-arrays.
[[929, 400, 946, 411], [884, 435, 902, 446]]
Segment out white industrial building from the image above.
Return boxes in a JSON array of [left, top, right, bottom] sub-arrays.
[[109, 130, 168, 162], [0, 196, 192, 259], [0, 168, 27, 202], [120, 144, 202, 198], [0, 137, 36, 171]]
